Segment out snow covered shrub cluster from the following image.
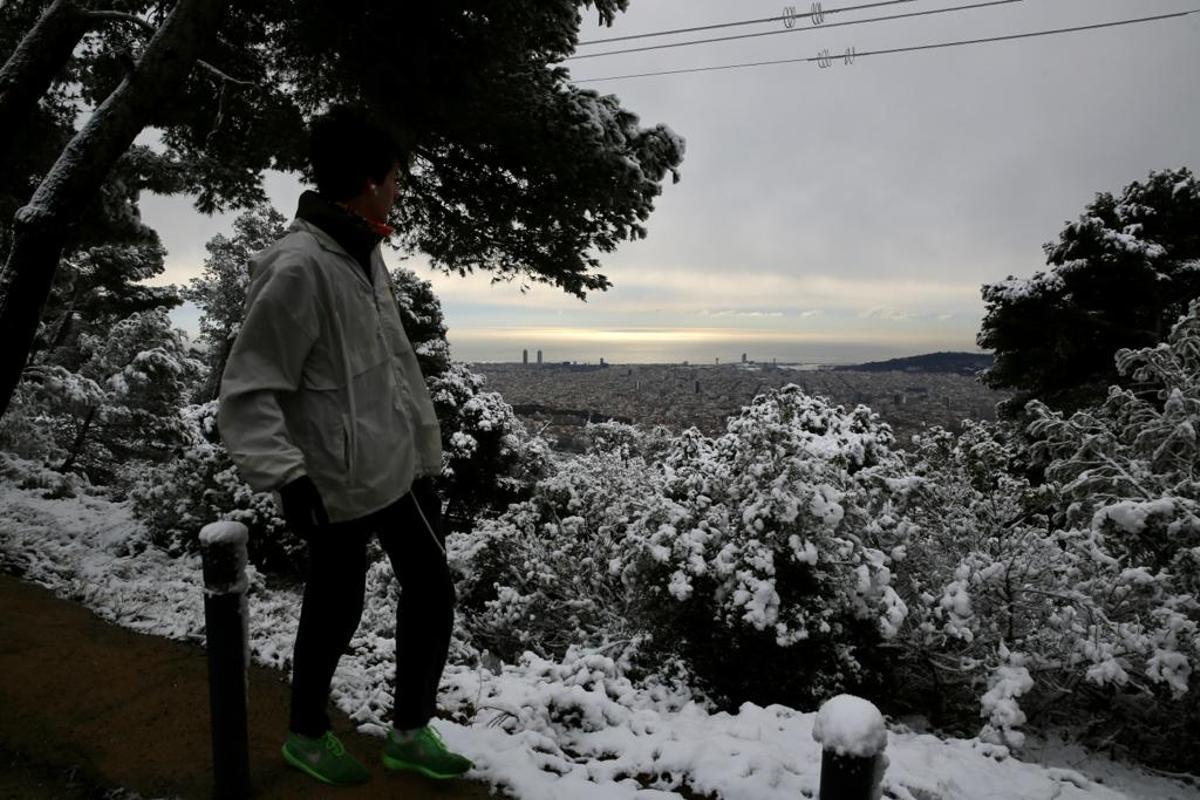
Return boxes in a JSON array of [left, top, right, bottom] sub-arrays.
[[0, 450, 84, 499], [452, 386, 914, 709], [126, 401, 302, 573], [430, 362, 551, 531], [450, 448, 658, 664], [625, 387, 912, 708], [0, 309, 201, 483], [891, 302, 1200, 764], [893, 420, 1059, 747]]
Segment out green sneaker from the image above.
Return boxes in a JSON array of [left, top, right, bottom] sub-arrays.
[[381, 725, 473, 779], [281, 731, 371, 786]]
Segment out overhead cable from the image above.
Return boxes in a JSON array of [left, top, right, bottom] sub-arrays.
[[568, 0, 1024, 61], [573, 9, 1199, 83], [576, 0, 919, 46]]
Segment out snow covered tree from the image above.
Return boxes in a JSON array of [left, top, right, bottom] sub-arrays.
[[388, 266, 451, 380], [0, 0, 685, 419], [1, 308, 202, 482], [388, 265, 549, 529], [449, 448, 657, 663], [978, 168, 1200, 414]]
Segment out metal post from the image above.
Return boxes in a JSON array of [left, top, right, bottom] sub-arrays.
[[812, 694, 888, 800], [200, 521, 251, 800], [818, 750, 886, 799]]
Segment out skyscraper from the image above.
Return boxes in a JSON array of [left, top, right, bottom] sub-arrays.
[[536, 349, 543, 365], [522, 349, 528, 365]]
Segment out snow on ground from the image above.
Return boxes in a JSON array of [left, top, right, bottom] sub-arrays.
[[2, 482, 1197, 800]]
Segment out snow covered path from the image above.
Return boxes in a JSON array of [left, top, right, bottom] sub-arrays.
[[1, 483, 1196, 800]]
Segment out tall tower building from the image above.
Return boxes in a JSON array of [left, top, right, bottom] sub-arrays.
[[522, 349, 528, 365], [536, 349, 543, 365]]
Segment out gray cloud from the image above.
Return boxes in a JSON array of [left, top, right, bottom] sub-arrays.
[[141, 0, 1200, 362]]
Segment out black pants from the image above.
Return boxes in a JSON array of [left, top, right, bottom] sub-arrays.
[[289, 477, 455, 737]]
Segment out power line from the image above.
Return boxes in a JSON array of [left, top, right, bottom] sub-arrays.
[[573, 9, 1199, 83], [576, 0, 919, 46], [569, 0, 1022, 61]]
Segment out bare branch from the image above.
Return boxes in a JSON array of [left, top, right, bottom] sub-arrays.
[[195, 59, 255, 87]]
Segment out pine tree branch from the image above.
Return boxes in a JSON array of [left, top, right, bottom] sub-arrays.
[[87, 9, 254, 86]]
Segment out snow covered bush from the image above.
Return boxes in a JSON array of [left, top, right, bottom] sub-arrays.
[[620, 386, 912, 709], [431, 362, 551, 531], [453, 385, 915, 711], [893, 419, 1060, 747], [893, 302, 1200, 766], [0, 364, 105, 468], [0, 450, 85, 498], [126, 401, 302, 573], [581, 419, 676, 462], [450, 448, 658, 664]]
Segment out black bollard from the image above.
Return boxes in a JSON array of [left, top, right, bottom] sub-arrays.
[[818, 750, 886, 799], [200, 521, 251, 800], [812, 694, 888, 800]]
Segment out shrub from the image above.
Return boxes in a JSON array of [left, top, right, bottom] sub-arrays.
[[126, 401, 304, 574], [452, 386, 914, 710], [892, 302, 1200, 765]]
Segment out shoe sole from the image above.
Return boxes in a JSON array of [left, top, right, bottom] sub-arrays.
[[381, 752, 469, 780], [282, 743, 370, 787]]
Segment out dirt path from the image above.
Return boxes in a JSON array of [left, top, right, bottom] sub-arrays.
[[0, 573, 504, 799]]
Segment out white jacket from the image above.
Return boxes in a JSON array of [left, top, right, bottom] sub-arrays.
[[217, 218, 442, 523]]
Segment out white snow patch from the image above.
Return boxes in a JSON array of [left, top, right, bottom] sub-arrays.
[[2, 482, 1197, 800], [811, 694, 887, 758], [199, 520, 248, 546]]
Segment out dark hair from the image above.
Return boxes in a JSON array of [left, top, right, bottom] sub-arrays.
[[308, 105, 400, 201]]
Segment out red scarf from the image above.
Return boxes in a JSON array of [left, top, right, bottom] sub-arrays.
[[337, 202, 395, 239]]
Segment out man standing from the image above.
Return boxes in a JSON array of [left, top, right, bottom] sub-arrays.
[[218, 106, 472, 787]]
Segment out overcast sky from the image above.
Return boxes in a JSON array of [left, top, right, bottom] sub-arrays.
[[141, 0, 1200, 364]]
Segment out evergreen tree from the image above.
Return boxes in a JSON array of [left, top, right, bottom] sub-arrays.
[[3, 308, 201, 481], [978, 168, 1200, 414], [183, 203, 287, 399], [387, 266, 451, 380]]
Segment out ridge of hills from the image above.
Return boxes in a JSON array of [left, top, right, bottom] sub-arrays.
[[837, 351, 992, 376]]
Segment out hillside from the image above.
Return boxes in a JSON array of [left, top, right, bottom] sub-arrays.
[[837, 351, 993, 376]]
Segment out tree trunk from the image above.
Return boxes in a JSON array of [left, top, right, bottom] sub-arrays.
[[0, 0, 94, 167], [0, 0, 228, 420], [59, 404, 97, 473], [203, 332, 235, 402]]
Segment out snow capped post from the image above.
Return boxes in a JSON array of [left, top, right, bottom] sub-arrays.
[[812, 694, 888, 800], [199, 521, 251, 799]]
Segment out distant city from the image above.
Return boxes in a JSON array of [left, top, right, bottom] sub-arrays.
[[446, 335, 983, 367], [476, 351, 1005, 451], [518, 348, 848, 369]]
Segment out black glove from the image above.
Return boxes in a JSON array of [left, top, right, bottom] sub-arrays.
[[279, 475, 329, 538]]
